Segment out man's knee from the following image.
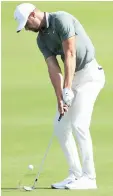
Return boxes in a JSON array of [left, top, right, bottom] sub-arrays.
[[72, 120, 90, 139]]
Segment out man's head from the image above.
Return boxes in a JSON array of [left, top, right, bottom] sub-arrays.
[[14, 3, 45, 33]]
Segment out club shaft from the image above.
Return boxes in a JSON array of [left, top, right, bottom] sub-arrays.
[[33, 132, 54, 187], [32, 115, 63, 188]]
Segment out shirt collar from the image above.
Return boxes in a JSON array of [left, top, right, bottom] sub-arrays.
[[45, 12, 50, 28], [40, 12, 51, 33]]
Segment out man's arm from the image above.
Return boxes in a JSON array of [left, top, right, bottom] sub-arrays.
[[37, 38, 68, 115], [46, 56, 68, 115], [46, 56, 63, 103], [60, 36, 76, 106], [62, 36, 76, 89], [54, 14, 77, 106]]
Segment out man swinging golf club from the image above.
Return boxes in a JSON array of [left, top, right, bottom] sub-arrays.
[[14, 3, 105, 190]]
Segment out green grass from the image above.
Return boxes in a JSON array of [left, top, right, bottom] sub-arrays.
[[1, 1, 113, 196]]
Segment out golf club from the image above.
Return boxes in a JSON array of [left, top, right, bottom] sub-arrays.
[[23, 115, 62, 191], [23, 131, 55, 191], [58, 114, 63, 121]]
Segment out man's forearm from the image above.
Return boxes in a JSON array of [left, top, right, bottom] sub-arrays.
[[46, 56, 63, 103], [49, 70, 63, 103], [63, 54, 76, 89]]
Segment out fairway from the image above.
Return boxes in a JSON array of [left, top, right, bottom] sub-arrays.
[[1, 1, 113, 196]]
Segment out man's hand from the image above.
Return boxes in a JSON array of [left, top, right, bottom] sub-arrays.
[[62, 88, 74, 107], [58, 100, 69, 116]]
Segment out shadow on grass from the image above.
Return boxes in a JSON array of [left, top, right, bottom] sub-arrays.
[[1, 187, 52, 192]]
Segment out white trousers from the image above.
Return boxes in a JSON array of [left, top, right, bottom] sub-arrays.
[[54, 59, 105, 179]]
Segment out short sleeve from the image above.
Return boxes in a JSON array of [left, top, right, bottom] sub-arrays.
[[37, 36, 54, 59], [55, 13, 76, 41]]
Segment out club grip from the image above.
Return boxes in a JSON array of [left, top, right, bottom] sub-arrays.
[[58, 114, 63, 121]]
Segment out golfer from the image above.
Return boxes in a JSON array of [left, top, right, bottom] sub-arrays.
[[14, 3, 105, 189]]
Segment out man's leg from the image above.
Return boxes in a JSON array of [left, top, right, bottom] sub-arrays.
[[65, 81, 104, 189], [51, 110, 82, 189], [72, 82, 102, 178]]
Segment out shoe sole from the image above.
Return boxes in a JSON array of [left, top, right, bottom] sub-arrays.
[[51, 185, 65, 189], [65, 186, 97, 190]]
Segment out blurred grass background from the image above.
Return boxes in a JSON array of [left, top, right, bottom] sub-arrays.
[[1, 1, 113, 196]]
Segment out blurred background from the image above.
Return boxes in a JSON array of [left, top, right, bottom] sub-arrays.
[[1, 1, 113, 196]]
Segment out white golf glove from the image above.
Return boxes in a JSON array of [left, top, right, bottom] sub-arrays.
[[62, 88, 74, 107]]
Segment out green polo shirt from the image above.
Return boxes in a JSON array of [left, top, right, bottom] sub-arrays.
[[37, 11, 95, 72]]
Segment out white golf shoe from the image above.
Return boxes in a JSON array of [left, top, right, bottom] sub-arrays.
[[51, 174, 76, 189], [65, 176, 97, 190]]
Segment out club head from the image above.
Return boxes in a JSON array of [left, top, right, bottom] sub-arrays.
[[23, 186, 34, 191]]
